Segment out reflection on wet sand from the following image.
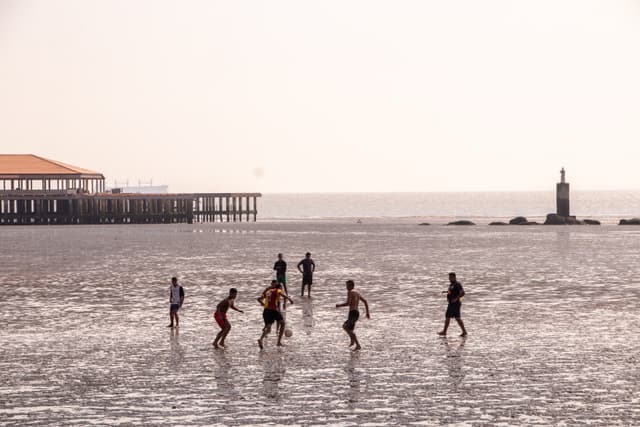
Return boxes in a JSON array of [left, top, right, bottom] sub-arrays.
[[261, 351, 286, 402], [301, 299, 314, 332], [442, 336, 465, 392], [345, 351, 361, 408]]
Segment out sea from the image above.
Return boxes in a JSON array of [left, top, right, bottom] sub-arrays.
[[1, 192, 639, 426]]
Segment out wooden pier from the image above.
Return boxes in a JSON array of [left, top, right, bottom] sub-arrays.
[[0, 191, 261, 225]]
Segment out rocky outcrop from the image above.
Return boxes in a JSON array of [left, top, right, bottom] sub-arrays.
[[544, 214, 582, 225], [418, 222, 430, 226], [448, 220, 475, 226], [583, 219, 601, 225], [509, 216, 529, 225], [619, 218, 640, 225], [489, 221, 508, 226]]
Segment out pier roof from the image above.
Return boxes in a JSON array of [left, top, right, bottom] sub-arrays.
[[0, 154, 104, 178]]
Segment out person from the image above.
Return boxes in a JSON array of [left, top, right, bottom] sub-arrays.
[[213, 288, 244, 349], [335, 280, 370, 350], [168, 277, 185, 328], [257, 280, 294, 349], [438, 272, 468, 337], [297, 252, 316, 298], [273, 253, 288, 297]]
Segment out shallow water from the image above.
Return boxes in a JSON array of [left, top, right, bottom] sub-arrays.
[[1, 222, 639, 426]]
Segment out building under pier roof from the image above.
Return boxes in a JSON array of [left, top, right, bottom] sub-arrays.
[[0, 154, 105, 193]]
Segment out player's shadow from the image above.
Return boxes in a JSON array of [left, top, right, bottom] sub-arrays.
[[441, 337, 466, 392], [261, 351, 286, 402], [345, 351, 361, 408], [212, 351, 237, 398], [301, 299, 314, 334]]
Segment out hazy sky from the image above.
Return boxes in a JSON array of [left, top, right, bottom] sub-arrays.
[[1, 1, 640, 192]]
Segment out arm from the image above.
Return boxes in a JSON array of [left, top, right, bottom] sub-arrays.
[[336, 291, 351, 308], [229, 300, 244, 313], [297, 260, 303, 273], [311, 260, 315, 273], [281, 291, 294, 305], [257, 288, 267, 305], [179, 287, 185, 307], [360, 295, 370, 319]]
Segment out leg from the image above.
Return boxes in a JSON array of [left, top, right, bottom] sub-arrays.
[[277, 320, 285, 346], [219, 322, 231, 346], [213, 327, 225, 348], [455, 318, 467, 336], [174, 310, 179, 327], [438, 318, 451, 336], [350, 331, 361, 350], [301, 283, 305, 297], [307, 284, 311, 298], [258, 324, 271, 349], [168, 309, 174, 327], [343, 323, 356, 346]]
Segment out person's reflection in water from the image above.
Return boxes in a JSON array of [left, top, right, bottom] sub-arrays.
[[169, 327, 185, 365], [442, 337, 466, 392], [302, 299, 314, 334], [261, 351, 286, 402], [345, 351, 361, 409], [213, 351, 236, 399]]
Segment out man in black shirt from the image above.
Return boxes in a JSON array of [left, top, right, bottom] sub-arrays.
[[438, 272, 468, 337], [297, 252, 316, 298]]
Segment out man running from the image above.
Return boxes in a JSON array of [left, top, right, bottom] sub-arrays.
[[273, 253, 288, 295], [297, 252, 316, 298], [335, 280, 370, 350], [168, 277, 185, 328], [438, 272, 468, 337], [213, 288, 244, 349], [257, 280, 294, 349]]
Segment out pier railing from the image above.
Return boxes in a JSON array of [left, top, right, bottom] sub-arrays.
[[0, 192, 261, 225]]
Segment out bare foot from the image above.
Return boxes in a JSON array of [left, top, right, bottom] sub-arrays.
[[257, 339, 263, 349], [167, 324, 174, 328], [277, 342, 285, 347], [212, 342, 219, 348], [353, 345, 361, 351], [438, 331, 446, 336], [349, 340, 356, 347], [219, 342, 225, 347], [460, 332, 467, 337]]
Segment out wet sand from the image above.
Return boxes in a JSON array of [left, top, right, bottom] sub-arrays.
[[1, 223, 639, 425]]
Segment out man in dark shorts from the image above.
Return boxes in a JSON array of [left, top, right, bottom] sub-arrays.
[[257, 280, 294, 349], [168, 277, 184, 328], [273, 253, 288, 295], [213, 288, 244, 349], [297, 252, 316, 298], [438, 272, 468, 337], [336, 280, 370, 350]]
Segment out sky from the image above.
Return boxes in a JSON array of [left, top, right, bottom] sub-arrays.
[[1, 0, 640, 193]]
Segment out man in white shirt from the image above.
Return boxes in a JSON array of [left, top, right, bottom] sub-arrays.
[[168, 277, 185, 328]]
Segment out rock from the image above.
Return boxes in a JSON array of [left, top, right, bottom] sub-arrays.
[[583, 219, 601, 225], [448, 220, 475, 226], [545, 214, 582, 225], [489, 221, 508, 226], [509, 216, 529, 225], [418, 222, 430, 226], [619, 218, 640, 225]]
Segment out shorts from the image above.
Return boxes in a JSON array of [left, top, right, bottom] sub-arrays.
[[445, 302, 461, 319], [263, 309, 283, 325], [343, 309, 360, 331], [276, 274, 286, 285], [302, 274, 313, 285], [170, 304, 180, 312], [214, 310, 227, 328]]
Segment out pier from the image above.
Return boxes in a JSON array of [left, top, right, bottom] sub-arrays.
[[0, 155, 261, 225]]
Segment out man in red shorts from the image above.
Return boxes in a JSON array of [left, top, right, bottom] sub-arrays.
[[213, 288, 244, 349]]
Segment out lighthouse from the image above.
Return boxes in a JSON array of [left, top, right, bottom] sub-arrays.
[[556, 167, 570, 217]]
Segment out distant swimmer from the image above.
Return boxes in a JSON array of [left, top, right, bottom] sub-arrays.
[[297, 252, 316, 298], [273, 253, 288, 296], [213, 288, 244, 349], [438, 272, 468, 337], [335, 280, 370, 351], [257, 280, 294, 349], [168, 277, 185, 328]]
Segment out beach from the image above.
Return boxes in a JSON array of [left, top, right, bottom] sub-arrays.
[[1, 220, 639, 426]]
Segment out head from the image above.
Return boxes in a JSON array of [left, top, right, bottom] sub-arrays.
[[305, 252, 311, 259], [229, 288, 237, 298], [270, 279, 278, 288], [346, 279, 355, 290], [449, 272, 457, 283], [277, 253, 283, 260], [171, 277, 178, 286]]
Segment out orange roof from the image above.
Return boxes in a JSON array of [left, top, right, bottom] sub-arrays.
[[0, 154, 104, 177]]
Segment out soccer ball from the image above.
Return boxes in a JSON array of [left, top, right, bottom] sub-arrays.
[[284, 329, 293, 338]]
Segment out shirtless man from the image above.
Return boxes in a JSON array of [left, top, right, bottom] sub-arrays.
[[257, 280, 294, 349], [213, 288, 244, 349], [335, 280, 370, 350], [438, 272, 468, 337]]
